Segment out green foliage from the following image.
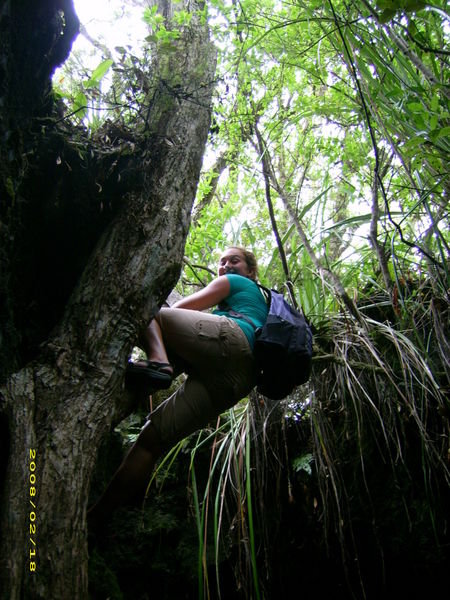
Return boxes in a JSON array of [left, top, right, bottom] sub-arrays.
[[84, 58, 114, 88], [180, 0, 448, 325], [292, 452, 314, 475], [178, 2, 449, 594], [65, 1, 449, 597], [54, 57, 114, 123], [376, 0, 429, 23], [89, 549, 124, 599]]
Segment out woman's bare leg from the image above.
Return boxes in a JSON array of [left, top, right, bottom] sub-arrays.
[[138, 318, 173, 374], [88, 421, 162, 526]]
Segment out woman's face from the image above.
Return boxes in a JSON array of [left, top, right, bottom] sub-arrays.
[[218, 249, 253, 279]]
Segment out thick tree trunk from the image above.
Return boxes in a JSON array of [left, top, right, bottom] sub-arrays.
[[0, 1, 216, 598]]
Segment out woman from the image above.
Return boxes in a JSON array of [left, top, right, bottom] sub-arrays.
[[88, 247, 268, 522]]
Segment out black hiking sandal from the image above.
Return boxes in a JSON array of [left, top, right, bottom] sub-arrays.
[[125, 359, 174, 391]]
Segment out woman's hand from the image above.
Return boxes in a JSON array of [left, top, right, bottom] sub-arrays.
[[172, 276, 230, 311]]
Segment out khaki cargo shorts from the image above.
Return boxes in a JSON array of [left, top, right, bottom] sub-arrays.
[[149, 308, 256, 448]]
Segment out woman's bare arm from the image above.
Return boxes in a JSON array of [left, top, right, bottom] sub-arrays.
[[171, 276, 230, 311]]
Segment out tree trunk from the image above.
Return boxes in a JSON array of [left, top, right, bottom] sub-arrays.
[[0, 1, 216, 598]]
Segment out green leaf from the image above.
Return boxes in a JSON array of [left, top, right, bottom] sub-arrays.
[[402, 136, 427, 152], [293, 453, 313, 475], [84, 59, 113, 89], [434, 126, 450, 140], [73, 91, 87, 118], [298, 186, 332, 221], [406, 102, 424, 113]]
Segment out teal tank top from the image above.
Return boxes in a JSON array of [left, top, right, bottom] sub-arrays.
[[213, 274, 268, 348]]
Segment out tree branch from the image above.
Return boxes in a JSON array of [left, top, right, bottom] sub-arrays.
[[254, 125, 362, 322], [369, 149, 394, 296], [328, 0, 444, 270], [254, 124, 296, 305]]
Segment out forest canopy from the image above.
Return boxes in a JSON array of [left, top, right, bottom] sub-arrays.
[[57, 0, 449, 311]]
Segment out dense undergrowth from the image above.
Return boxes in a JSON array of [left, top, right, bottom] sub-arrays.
[[88, 281, 449, 599]]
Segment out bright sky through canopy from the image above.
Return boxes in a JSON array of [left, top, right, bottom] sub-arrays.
[[71, 0, 148, 64]]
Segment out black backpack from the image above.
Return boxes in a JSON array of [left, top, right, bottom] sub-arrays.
[[253, 287, 313, 400], [226, 285, 313, 400]]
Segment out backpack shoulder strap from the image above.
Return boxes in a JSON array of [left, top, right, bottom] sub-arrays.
[[226, 309, 258, 330], [218, 280, 268, 330], [255, 282, 271, 307]]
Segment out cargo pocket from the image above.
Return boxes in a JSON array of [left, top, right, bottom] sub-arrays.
[[196, 317, 227, 358]]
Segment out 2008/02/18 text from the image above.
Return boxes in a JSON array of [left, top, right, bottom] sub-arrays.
[[29, 449, 37, 572]]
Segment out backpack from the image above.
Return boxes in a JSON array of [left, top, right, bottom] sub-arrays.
[[225, 285, 313, 400], [253, 287, 313, 400]]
